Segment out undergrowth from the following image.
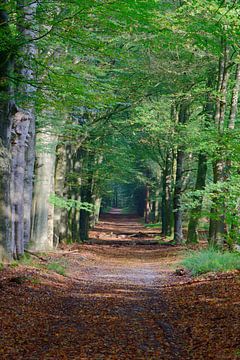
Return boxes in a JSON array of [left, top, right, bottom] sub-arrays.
[[46, 262, 66, 276], [181, 248, 240, 276], [144, 223, 161, 229]]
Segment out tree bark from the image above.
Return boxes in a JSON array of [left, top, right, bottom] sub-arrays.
[[187, 74, 213, 244], [173, 102, 189, 244], [11, 111, 31, 257], [0, 7, 14, 261], [229, 64, 240, 130], [30, 131, 57, 251], [144, 185, 151, 224], [162, 150, 173, 236], [79, 184, 92, 242], [8, 0, 37, 258], [53, 145, 67, 244], [209, 40, 229, 246], [187, 153, 207, 243]]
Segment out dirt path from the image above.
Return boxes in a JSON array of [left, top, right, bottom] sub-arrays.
[[0, 211, 239, 359]]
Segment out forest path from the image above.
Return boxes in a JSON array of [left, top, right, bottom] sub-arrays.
[[0, 211, 239, 359]]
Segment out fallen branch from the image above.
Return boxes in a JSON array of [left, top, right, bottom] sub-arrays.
[[24, 250, 48, 262]]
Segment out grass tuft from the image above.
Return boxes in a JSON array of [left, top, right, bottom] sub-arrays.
[[181, 248, 240, 276], [144, 222, 161, 229], [46, 262, 66, 276]]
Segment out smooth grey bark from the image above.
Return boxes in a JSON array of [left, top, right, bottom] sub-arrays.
[[80, 184, 92, 242], [0, 140, 11, 261], [92, 197, 101, 227], [7, 1, 37, 258], [30, 131, 57, 251], [89, 155, 103, 228], [229, 64, 240, 130], [162, 150, 173, 236], [144, 185, 151, 224], [71, 147, 82, 242], [209, 40, 229, 246], [173, 102, 189, 244], [187, 153, 208, 244], [0, 7, 14, 261], [187, 76, 213, 244], [54, 144, 69, 244], [19, 1, 37, 249], [10, 111, 31, 257], [154, 192, 160, 223]]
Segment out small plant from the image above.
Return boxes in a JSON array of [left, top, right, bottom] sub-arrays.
[[0, 263, 3, 271], [30, 278, 41, 285], [144, 223, 161, 229], [9, 261, 19, 268], [19, 253, 41, 267], [47, 262, 66, 276], [235, 348, 240, 358], [181, 248, 240, 276]]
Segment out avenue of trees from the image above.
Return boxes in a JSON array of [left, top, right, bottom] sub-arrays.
[[1, 0, 240, 261]]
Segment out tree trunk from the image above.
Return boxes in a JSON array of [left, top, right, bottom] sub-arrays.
[[70, 147, 82, 242], [173, 149, 184, 243], [154, 189, 160, 223], [79, 184, 92, 242], [54, 145, 68, 245], [209, 40, 229, 246], [187, 74, 213, 244], [144, 185, 150, 224], [17, 1, 37, 248], [8, 0, 37, 258], [173, 102, 189, 244], [11, 111, 31, 258], [229, 64, 240, 130], [30, 131, 57, 251], [187, 153, 207, 243], [0, 8, 14, 261], [162, 150, 173, 236]]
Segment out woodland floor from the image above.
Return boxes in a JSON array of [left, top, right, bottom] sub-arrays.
[[0, 210, 240, 359]]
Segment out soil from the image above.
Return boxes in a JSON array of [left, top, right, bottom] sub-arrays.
[[0, 210, 239, 359]]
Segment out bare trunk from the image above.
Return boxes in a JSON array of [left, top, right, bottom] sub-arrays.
[[187, 153, 207, 243], [173, 149, 184, 243], [229, 64, 240, 130], [11, 111, 31, 257], [0, 8, 12, 261], [209, 40, 229, 246], [80, 184, 91, 242], [162, 150, 173, 236], [30, 131, 57, 251], [54, 145, 68, 245], [7, 1, 37, 257], [173, 102, 189, 244], [144, 185, 150, 224], [187, 75, 213, 244]]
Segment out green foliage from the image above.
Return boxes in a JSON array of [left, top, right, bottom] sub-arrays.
[[46, 262, 66, 276], [181, 249, 240, 276], [144, 223, 161, 229], [236, 348, 240, 357], [49, 194, 94, 213]]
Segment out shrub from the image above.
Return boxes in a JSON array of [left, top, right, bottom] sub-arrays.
[[181, 248, 240, 276]]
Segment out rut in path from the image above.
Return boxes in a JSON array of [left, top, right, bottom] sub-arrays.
[[0, 210, 239, 360]]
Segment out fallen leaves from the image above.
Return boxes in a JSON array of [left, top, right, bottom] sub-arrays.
[[0, 214, 239, 359]]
